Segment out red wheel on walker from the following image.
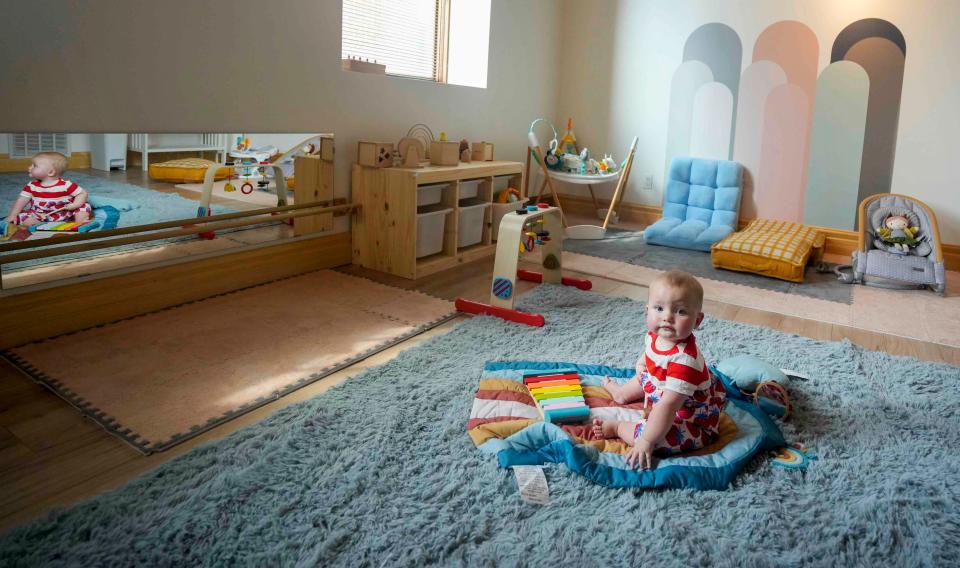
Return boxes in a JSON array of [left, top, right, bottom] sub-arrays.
[[241, 182, 254, 194]]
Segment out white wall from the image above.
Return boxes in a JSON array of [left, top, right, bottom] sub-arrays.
[[557, 0, 960, 242], [0, 0, 561, 232]]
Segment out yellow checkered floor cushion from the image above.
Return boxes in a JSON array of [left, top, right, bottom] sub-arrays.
[[148, 158, 233, 183], [711, 219, 825, 282]]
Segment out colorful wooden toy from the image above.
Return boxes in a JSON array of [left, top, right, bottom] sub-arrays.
[[522, 370, 590, 424], [455, 205, 592, 327]]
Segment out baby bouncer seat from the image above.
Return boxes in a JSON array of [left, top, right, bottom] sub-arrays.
[[838, 193, 946, 295]]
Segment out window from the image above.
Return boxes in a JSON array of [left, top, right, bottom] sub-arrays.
[[341, 0, 490, 88], [8, 133, 69, 158]]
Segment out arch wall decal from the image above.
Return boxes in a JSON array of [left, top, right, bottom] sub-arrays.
[[845, 37, 906, 223], [733, 61, 787, 220], [689, 83, 734, 160], [751, 21, 819, 222], [664, 60, 714, 181], [666, 17, 906, 232], [682, 23, 743, 158], [804, 61, 870, 230], [756, 84, 810, 222], [831, 18, 906, 62]]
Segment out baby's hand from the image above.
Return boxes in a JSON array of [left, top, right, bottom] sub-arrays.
[[626, 438, 656, 470]]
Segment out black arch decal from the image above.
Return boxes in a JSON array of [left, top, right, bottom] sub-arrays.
[[831, 18, 906, 62]]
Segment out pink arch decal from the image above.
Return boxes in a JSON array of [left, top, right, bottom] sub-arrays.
[[753, 21, 819, 100], [733, 61, 787, 220], [755, 84, 811, 222], [750, 21, 819, 221]]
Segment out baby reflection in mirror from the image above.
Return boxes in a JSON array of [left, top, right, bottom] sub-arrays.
[[5, 151, 92, 228]]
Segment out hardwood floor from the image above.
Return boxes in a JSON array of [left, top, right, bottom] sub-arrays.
[[1, 251, 958, 532]]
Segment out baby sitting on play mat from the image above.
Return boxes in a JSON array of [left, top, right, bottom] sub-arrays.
[[593, 270, 727, 469], [5, 151, 92, 227]]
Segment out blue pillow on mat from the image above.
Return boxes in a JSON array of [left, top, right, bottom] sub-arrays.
[[715, 354, 788, 391], [474, 361, 784, 490]]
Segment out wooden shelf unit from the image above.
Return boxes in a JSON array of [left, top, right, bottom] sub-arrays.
[[351, 160, 524, 279]]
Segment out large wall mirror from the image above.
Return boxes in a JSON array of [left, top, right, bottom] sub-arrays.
[[0, 132, 336, 290]]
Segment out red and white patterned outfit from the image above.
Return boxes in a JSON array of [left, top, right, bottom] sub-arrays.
[[634, 331, 727, 455], [16, 178, 92, 224]]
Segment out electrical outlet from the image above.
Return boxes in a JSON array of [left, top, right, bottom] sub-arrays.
[[643, 175, 654, 190]]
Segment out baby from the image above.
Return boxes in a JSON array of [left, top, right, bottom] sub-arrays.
[[593, 270, 727, 469], [5, 152, 92, 227]]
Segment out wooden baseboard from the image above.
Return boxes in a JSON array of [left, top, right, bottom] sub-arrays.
[[0, 152, 91, 173], [558, 193, 960, 271], [0, 232, 351, 348], [556, 193, 662, 226]]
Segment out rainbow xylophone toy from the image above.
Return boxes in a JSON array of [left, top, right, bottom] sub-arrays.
[[522, 369, 590, 424], [29, 220, 101, 233]]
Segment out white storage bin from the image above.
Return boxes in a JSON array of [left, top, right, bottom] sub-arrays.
[[491, 197, 529, 241], [457, 200, 491, 248], [417, 183, 446, 207], [458, 179, 482, 200], [416, 206, 452, 258]]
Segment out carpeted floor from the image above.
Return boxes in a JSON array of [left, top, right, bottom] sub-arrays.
[[564, 228, 852, 303], [1, 172, 235, 269], [1, 285, 957, 565]]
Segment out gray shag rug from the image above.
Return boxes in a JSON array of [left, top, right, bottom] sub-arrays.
[[564, 228, 852, 304], [1, 285, 957, 566]]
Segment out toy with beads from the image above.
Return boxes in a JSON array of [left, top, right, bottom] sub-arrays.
[[522, 370, 590, 423], [455, 204, 591, 326]]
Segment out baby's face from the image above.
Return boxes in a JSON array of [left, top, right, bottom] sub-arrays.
[[28, 158, 56, 180], [646, 283, 702, 342]]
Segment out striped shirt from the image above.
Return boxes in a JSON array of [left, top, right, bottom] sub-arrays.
[[640, 331, 710, 396], [19, 178, 85, 215]]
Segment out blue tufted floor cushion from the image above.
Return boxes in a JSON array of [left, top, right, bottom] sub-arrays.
[[644, 157, 743, 252]]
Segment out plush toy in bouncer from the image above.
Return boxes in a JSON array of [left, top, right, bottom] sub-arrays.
[[875, 212, 920, 255], [834, 194, 945, 294]]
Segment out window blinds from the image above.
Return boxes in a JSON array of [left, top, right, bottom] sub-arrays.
[[8, 133, 69, 158], [342, 0, 439, 80]]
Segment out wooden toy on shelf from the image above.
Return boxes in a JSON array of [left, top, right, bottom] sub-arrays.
[[430, 132, 460, 166], [397, 137, 425, 168], [471, 142, 494, 161], [455, 204, 591, 327], [357, 141, 394, 168]]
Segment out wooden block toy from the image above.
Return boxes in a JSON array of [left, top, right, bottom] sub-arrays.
[[429, 141, 460, 166], [522, 370, 590, 424], [471, 142, 494, 161], [357, 141, 394, 168]]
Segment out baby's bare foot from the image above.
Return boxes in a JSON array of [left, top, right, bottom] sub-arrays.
[[591, 419, 604, 439], [601, 376, 626, 404], [591, 419, 620, 440]]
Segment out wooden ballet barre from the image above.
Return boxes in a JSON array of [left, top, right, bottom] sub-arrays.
[[0, 203, 360, 265], [0, 200, 352, 253]]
